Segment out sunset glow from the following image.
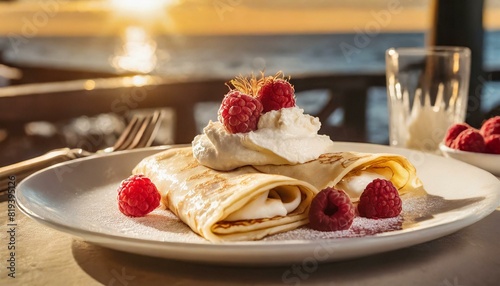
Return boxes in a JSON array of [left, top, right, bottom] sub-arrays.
[[1, 1, 500, 36], [109, 0, 175, 16]]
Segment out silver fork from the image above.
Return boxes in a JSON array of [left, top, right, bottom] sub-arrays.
[[0, 110, 163, 196]]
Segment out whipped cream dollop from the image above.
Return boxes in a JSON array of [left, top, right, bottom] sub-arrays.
[[192, 107, 334, 171]]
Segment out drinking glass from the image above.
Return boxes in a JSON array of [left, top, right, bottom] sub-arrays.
[[385, 46, 471, 153]]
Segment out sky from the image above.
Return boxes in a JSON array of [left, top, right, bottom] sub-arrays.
[[0, 0, 499, 36]]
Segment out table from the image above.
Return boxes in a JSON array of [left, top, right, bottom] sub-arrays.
[[1, 194, 499, 286]]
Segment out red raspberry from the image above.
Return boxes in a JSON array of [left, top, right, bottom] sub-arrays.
[[451, 128, 485, 152], [485, 134, 500, 154], [358, 179, 402, 219], [308, 187, 355, 231], [480, 116, 500, 137], [444, 123, 471, 147], [218, 90, 263, 134], [257, 77, 296, 113], [117, 174, 160, 217]]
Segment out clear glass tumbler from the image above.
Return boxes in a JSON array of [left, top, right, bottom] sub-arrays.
[[385, 46, 471, 153]]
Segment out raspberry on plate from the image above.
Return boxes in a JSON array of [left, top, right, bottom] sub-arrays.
[[444, 123, 471, 147], [451, 128, 485, 153], [218, 90, 263, 134], [358, 179, 402, 219], [117, 174, 161, 217], [480, 116, 500, 137], [485, 134, 500, 154], [308, 187, 355, 231], [257, 74, 296, 113]]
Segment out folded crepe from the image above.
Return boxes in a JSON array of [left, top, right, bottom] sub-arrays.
[[254, 152, 424, 202], [132, 147, 317, 242], [133, 147, 423, 242]]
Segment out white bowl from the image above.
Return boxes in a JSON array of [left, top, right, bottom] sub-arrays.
[[439, 143, 500, 177]]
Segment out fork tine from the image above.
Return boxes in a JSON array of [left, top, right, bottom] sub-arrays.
[[111, 115, 141, 151], [112, 115, 145, 151], [113, 110, 162, 151], [143, 110, 163, 147], [124, 114, 154, 150], [131, 111, 163, 149]]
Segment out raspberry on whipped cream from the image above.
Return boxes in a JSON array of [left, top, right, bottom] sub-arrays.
[[192, 107, 334, 171]]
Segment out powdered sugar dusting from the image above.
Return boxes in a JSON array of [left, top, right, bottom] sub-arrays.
[[69, 185, 441, 243], [69, 183, 205, 243], [263, 215, 402, 241], [263, 194, 427, 241]]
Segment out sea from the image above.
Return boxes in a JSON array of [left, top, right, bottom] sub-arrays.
[[1, 31, 500, 144]]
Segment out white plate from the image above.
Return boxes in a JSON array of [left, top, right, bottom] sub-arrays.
[[439, 143, 500, 176], [16, 143, 500, 266]]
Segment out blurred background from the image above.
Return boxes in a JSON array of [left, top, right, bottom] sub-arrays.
[[0, 0, 499, 165]]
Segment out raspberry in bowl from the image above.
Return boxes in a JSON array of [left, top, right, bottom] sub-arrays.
[[440, 118, 500, 176]]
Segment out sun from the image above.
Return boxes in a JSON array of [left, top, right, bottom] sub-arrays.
[[109, 0, 176, 16]]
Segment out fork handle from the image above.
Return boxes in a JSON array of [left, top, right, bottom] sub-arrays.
[[0, 148, 75, 184]]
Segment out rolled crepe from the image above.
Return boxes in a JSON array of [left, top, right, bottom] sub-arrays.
[[254, 152, 423, 202], [132, 147, 317, 242]]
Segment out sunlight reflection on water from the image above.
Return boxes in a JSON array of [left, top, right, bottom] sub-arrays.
[[110, 26, 159, 74]]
